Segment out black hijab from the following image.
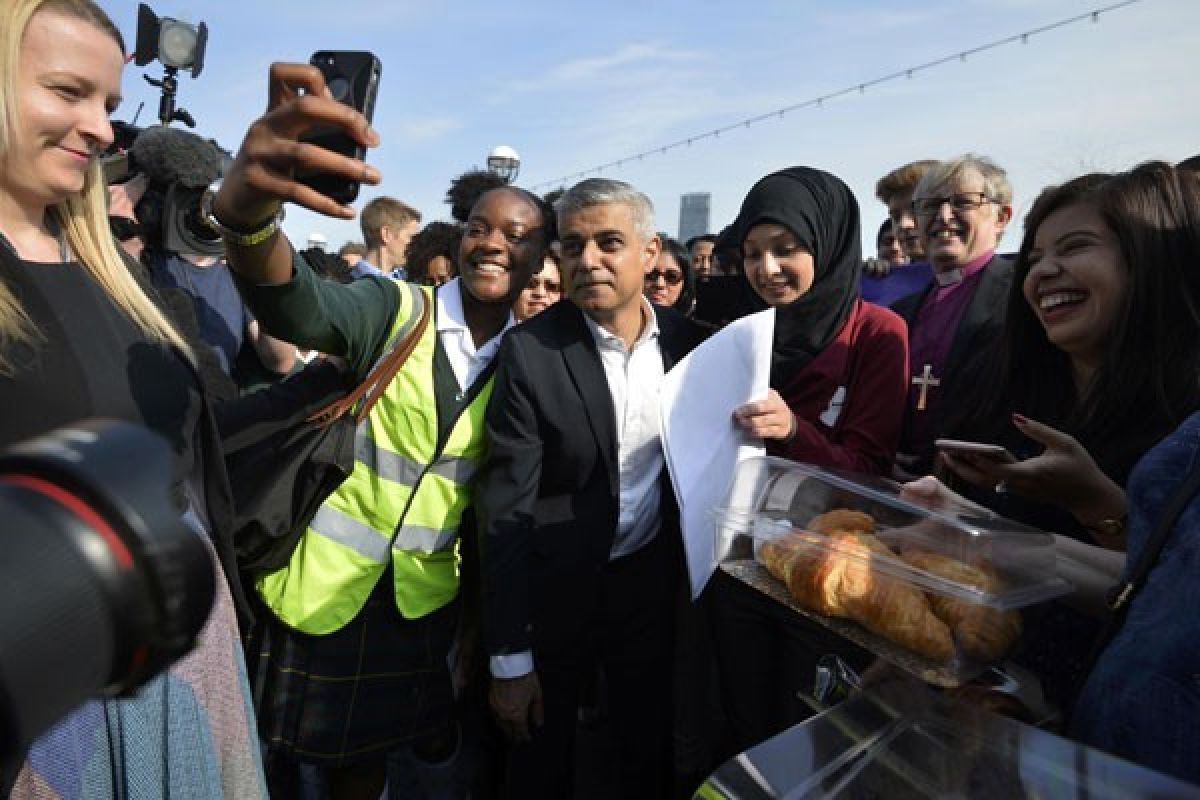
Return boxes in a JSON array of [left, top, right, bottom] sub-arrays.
[[732, 166, 862, 389]]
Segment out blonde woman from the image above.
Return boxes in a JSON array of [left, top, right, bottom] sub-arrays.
[[0, 1, 264, 796]]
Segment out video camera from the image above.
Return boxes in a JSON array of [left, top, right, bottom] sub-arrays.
[[0, 421, 214, 784], [105, 123, 231, 258]]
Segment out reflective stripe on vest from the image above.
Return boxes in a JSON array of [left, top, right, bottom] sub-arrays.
[[393, 524, 457, 554], [307, 503, 392, 562], [355, 417, 478, 488], [258, 281, 494, 634]]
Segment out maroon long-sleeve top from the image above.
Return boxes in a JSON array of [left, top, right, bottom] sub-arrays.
[[767, 299, 909, 476]]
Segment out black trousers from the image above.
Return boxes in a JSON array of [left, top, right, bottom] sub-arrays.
[[708, 570, 870, 759], [502, 531, 678, 800]]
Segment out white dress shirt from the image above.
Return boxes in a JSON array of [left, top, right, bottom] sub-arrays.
[[491, 299, 667, 680], [437, 277, 513, 392], [582, 298, 666, 560]]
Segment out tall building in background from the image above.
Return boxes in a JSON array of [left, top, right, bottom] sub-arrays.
[[678, 192, 711, 243]]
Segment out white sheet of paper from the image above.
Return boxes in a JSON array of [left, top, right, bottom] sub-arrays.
[[661, 308, 775, 598]]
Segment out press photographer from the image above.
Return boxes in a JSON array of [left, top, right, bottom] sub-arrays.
[[0, 1, 265, 795], [112, 124, 298, 390]]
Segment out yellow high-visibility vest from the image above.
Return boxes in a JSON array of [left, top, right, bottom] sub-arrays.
[[258, 283, 493, 634]]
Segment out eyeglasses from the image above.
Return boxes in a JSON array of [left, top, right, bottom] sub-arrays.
[[527, 277, 561, 293], [644, 269, 683, 285], [912, 191, 995, 217]]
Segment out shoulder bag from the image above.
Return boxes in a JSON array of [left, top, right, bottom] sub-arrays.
[[227, 289, 431, 575]]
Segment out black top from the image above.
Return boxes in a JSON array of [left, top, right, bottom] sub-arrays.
[[0, 253, 202, 492]]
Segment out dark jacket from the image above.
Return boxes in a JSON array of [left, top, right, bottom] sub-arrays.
[[891, 254, 1015, 471], [474, 300, 705, 658]]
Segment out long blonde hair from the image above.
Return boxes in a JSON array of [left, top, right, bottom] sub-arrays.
[[0, 0, 192, 373]]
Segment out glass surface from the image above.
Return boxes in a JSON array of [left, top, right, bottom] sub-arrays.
[[696, 681, 1200, 799]]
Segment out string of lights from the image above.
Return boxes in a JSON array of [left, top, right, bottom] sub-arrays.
[[530, 0, 1144, 191]]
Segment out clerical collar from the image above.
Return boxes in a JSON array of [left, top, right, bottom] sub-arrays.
[[934, 269, 962, 287], [932, 249, 995, 287]]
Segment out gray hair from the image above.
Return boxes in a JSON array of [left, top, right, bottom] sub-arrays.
[[915, 153, 1013, 206], [555, 178, 657, 242]]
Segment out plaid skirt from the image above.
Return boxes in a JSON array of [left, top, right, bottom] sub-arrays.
[[251, 573, 459, 767]]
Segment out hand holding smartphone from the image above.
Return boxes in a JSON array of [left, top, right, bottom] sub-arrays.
[[934, 438, 1017, 464], [295, 51, 381, 205]]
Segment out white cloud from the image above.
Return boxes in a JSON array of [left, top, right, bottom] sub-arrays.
[[503, 41, 705, 97], [385, 115, 463, 143]]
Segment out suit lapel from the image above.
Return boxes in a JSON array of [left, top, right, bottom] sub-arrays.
[[558, 304, 619, 489], [945, 255, 1012, 376], [655, 306, 680, 371]]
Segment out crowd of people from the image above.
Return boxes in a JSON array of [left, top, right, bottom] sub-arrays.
[[2, 1, 1199, 798]]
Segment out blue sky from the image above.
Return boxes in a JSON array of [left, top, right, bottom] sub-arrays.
[[103, 0, 1200, 254]]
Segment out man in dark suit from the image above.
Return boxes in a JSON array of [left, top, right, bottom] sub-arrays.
[[890, 154, 1015, 475], [474, 178, 704, 798]]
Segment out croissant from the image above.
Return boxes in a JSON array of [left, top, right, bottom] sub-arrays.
[[760, 530, 956, 662], [806, 509, 876, 536], [901, 550, 1022, 662]]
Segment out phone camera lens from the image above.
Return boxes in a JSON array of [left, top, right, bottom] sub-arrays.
[[328, 76, 351, 103]]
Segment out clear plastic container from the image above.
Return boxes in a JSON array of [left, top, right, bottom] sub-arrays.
[[713, 457, 1073, 686]]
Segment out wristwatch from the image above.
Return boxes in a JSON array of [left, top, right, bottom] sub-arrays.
[[201, 179, 284, 248]]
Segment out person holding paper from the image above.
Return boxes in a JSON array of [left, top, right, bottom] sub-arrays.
[[714, 166, 910, 757], [730, 166, 909, 474]]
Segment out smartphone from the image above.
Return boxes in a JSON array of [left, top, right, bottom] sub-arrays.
[[934, 438, 1016, 462], [296, 51, 381, 205]]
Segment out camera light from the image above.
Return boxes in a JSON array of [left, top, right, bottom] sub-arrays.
[[158, 19, 198, 69], [134, 5, 208, 78]]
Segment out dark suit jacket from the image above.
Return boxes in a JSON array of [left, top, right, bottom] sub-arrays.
[[474, 300, 705, 660], [891, 253, 1015, 467]]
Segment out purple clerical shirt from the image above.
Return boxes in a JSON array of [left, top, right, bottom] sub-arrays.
[[903, 249, 995, 463]]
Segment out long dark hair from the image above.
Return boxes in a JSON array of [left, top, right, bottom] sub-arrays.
[[658, 236, 696, 315], [952, 162, 1200, 478]]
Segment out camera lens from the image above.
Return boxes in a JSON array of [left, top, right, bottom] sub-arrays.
[[0, 421, 215, 758], [328, 77, 351, 103]]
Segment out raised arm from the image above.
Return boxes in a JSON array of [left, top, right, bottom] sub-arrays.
[[211, 63, 395, 375], [213, 62, 379, 286]]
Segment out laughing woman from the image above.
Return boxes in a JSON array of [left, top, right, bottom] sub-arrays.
[[935, 162, 1200, 713], [0, 1, 264, 797]]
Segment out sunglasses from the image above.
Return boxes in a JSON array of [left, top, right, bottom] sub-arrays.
[[108, 216, 143, 242], [644, 269, 683, 286], [527, 277, 561, 293]]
